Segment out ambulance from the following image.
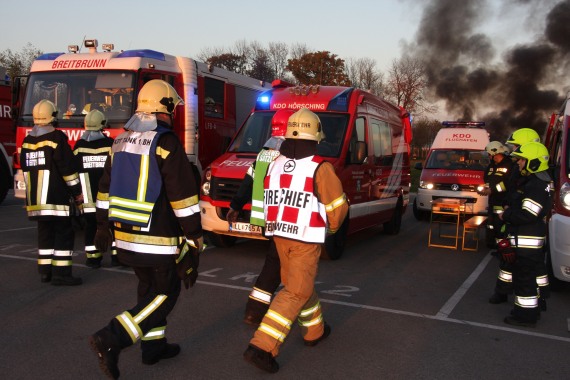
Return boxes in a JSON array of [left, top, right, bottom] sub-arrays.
[[413, 122, 490, 219], [199, 80, 413, 259], [543, 92, 570, 285], [11, 38, 270, 198]]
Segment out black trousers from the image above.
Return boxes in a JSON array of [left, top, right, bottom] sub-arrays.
[[245, 239, 281, 317], [37, 218, 75, 277]]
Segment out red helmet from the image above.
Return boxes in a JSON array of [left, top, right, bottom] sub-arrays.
[[271, 109, 295, 137]]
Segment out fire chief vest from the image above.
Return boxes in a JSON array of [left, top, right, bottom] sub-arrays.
[[263, 155, 327, 243], [250, 149, 281, 227], [108, 127, 169, 227]]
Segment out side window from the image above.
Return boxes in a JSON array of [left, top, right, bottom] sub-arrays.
[[369, 118, 392, 165], [348, 117, 367, 164], [204, 77, 224, 119]]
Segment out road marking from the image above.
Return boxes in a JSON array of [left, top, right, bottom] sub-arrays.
[[0, 227, 36, 232], [436, 252, 494, 318], [1, 251, 569, 343]]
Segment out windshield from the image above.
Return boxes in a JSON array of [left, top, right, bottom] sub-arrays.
[[228, 111, 349, 157], [426, 149, 490, 170], [22, 71, 135, 125]]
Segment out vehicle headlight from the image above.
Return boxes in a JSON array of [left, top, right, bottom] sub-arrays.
[[201, 169, 211, 196], [477, 185, 485, 192], [560, 182, 570, 210], [419, 181, 434, 190]]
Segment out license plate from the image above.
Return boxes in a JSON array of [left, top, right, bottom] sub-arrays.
[[230, 222, 262, 235]]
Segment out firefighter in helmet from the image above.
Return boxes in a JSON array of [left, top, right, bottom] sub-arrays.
[[499, 142, 552, 327], [73, 109, 115, 268], [243, 108, 348, 373], [227, 109, 295, 326], [488, 128, 549, 306], [89, 80, 203, 378], [20, 99, 84, 285]]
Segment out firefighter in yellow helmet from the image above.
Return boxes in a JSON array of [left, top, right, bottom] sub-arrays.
[[89, 80, 203, 378], [20, 99, 84, 285], [73, 109, 115, 268], [243, 108, 348, 373], [499, 142, 553, 327]]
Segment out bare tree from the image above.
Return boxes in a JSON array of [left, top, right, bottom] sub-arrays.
[[0, 43, 43, 78], [385, 57, 435, 115], [196, 46, 227, 63], [231, 39, 251, 75], [345, 57, 384, 96], [268, 42, 289, 80]]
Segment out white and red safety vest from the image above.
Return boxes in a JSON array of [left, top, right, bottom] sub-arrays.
[[263, 155, 327, 243]]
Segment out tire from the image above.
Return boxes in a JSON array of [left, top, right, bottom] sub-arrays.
[[322, 217, 349, 260], [207, 232, 237, 248], [0, 156, 10, 205], [413, 198, 429, 221], [384, 200, 403, 235]]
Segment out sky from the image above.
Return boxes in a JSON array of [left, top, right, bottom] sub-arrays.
[[1, 0, 566, 131]]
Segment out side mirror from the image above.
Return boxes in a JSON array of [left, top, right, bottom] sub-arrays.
[[414, 162, 423, 170]]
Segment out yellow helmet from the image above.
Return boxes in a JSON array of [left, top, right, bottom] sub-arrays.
[[485, 141, 509, 156], [506, 128, 540, 147], [285, 108, 323, 142], [510, 142, 549, 174], [136, 79, 184, 114], [32, 99, 58, 126], [84, 109, 107, 131]]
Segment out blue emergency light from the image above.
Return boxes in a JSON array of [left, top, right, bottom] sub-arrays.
[[116, 50, 166, 61], [255, 92, 272, 110], [442, 121, 485, 128], [36, 52, 65, 60]]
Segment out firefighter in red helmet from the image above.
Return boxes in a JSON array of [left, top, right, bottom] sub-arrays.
[[227, 109, 295, 325], [243, 108, 348, 373]]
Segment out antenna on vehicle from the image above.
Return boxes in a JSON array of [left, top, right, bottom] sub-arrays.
[[78, 35, 86, 53]]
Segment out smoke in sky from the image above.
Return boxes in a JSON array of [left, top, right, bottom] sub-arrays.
[[409, 0, 570, 139]]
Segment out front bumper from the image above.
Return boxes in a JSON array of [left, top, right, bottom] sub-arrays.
[[416, 189, 487, 215], [199, 200, 267, 240], [549, 213, 570, 282]]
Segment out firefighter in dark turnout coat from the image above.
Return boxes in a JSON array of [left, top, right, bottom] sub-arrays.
[[21, 99, 83, 286], [500, 142, 553, 327], [73, 109, 114, 268], [89, 80, 203, 379]]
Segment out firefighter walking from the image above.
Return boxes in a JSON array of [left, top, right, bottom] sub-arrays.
[[243, 108, 348, 373], [499, 142, 553, 327], [20, 99, 83, 286], [89, 80, 203, 379], [73, 109, 115, 268], [226, 109, 294, 326]]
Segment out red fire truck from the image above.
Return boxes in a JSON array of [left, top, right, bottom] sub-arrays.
[[0, 69, 14, 204], [11, 39, 270, 198], [543, 92, 570, 286], [200, 80, 413, 259]]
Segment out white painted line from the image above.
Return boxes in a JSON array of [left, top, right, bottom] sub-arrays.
[[436, 252, 494, 318], [0, 227, 36, 232]]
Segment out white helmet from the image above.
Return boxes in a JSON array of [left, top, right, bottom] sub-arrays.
[[84, 109, 107, 131], [485, 141, 509, 156], [285, 108, 323, 142], [33, 99, 58, 126], [136, 79, 184, 114]]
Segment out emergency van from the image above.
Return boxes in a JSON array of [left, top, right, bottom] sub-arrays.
[[543, 92, 570, 286], [200, 80, 413, 259], [413, 122, 490, 219], [11, 38, 270, 198], [0, 70, 13, 204]]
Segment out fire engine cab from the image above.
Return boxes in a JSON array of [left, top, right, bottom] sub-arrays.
[[11, 38, 270, 198], [543, 92, 570, 286], [200, 80, 413, 259]]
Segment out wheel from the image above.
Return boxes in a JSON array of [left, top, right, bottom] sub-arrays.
[[322, 217, 349, 260], [413, 198, 429, 221], [207, 232, 237, 248], [384, 200, 403, 235], [0, 157, 10, 205]]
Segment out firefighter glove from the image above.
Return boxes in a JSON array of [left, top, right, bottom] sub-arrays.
[[497, 238, 516, 264], [226, 208, 239, 224], [94, 228, 112, 253], [176, 237, 204, 289]]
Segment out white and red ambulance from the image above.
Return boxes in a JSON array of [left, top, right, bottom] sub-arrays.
[[413, 122, 490, 219], [11, 38, 270, 198], [200, 80, 413, 259]]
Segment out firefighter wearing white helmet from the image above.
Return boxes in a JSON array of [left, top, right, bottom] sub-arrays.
[[479, 141, 516, 248], [21, 99, 84, 285], [90, 80, 203, 378], [73, 109, 115, 268], [244, 108, 348, 373], [499, 142, 553, 327]]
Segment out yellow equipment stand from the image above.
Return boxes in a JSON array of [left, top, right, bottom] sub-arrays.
[[428, 198, 466, 250]]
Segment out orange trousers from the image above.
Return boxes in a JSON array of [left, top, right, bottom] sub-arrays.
[[250, 236, 325, 357]]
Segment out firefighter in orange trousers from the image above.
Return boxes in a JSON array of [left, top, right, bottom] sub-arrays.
[[21, 99, 84, 286], [243, 108, 348, 373], [227, 109, 294, 326], [73, 109, 116, 268], [89, 80, 203, 379]]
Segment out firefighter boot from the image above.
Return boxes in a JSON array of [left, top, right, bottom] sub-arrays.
[[243, 344, 279, 373], [40, 273, 52, 283], [504, 315, 537, 328], [89, 330, 121, 379], [304, 323, 331, 347], [51, 275, 83, 286], [86, 258, 102, 269], [488, 293, 508, 304], [142, 343, 181, 365]]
